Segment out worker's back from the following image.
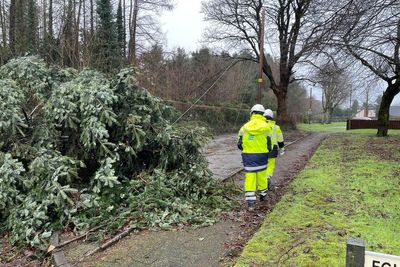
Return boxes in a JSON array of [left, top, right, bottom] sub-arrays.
[[238, 114, 272, 173], [240, 114, 271, 154], [266, 119, 284, 157]]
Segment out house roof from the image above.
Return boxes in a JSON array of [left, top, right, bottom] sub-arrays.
[[390, 106, 400, 117]]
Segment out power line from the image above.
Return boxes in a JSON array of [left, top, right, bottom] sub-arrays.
[[171, 60, 241, 125]]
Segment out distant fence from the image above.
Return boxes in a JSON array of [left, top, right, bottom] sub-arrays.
[[347, 119, 400, 130]]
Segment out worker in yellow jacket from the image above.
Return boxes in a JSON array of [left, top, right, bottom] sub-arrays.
[[264, 109, 285, 189], [237, 104, 272, 210]]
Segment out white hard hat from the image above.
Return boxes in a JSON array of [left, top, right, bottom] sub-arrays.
[[250, 104, 265, 113], [264, 109, 274, 118]]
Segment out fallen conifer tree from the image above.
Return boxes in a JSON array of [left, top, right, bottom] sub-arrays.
[[0, 57, 231, 252]]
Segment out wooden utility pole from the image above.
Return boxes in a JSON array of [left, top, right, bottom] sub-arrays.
[[257, 9, 265, 104], [349, 89, 352, 119], [365, 88, 369, 117], [308, 86, 312, 124]]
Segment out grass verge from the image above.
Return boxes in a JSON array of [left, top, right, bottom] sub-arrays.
[[235, 135, 400, 266], [298, 122, 400, 135]]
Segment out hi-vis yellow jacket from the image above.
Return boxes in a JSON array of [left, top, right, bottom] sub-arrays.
[[237, 114, 272, 172], [266, 120, 284, 158]]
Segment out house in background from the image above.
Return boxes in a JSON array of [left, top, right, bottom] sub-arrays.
[[390, 106, 400, 119], [354, 107, 376, 120]]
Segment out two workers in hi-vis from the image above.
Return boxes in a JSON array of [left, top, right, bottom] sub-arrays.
[[237, 104, 285, 211]]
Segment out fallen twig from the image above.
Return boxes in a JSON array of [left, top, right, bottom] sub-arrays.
[[277, 237, 307, 264], [56, 225, 105, 249], [83, 226, 136, 257]]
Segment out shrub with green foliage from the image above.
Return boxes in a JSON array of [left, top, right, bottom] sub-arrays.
[[0, 57, 230, 251]]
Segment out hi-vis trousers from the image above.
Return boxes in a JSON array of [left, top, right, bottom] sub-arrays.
[[266, 157, 276, 178], [244, 169, 268, 202]]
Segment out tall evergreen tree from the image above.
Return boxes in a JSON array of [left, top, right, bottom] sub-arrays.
[[15, 0, 27, 54], [27, 0, 37, 52], [9, 0, 27, 55], [45, 0, 55, 63], [116, 0, 125, 61], [94, 0, 118, 72], [9, 0, 16, 54]]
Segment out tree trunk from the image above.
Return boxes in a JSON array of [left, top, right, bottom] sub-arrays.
[[43, 0, 47, 44], [275, 63, 290, 124], [123, 0, 126, 56], [266, 58, 291, 126], [47, 0, 54, 63], [9, 0, 16, 54], [82, 0, 86, 66], [90, 0, 94, 35], [128, 0, 138, 64], [15, 0, 27, 54], [61, 0, 75, 67], [1, 0, 7, 48], [377, 83, 399, 136], [326, 108, 332, 124], [48, 0, 53, 37], [27, 0, 37, 52], [75, 0, 82, 69], [276, 90, 288, 124]]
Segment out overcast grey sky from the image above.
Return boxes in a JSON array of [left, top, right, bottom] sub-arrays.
[[160, 0, 400, 105], [161, 0, 204, 52]]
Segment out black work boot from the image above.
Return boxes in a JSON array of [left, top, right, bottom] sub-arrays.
[[260, 188, 268, 202], [260, 194, 267, 202], [247, 201, 256, 211]]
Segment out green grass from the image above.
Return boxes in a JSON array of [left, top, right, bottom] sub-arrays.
[[236, 135, 400, 266], [298, 122, 400, 135]]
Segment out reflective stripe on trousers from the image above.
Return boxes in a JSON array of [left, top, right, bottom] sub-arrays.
[[244, 169, 268, 200], [244, 164, 267, 172], [245, 191, 256, 202]]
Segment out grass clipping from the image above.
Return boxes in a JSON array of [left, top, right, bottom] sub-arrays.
[[0, 57, 231, 252]]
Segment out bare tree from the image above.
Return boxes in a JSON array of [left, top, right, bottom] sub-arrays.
[[164, 48, 190, 100], [316, 63, 350, 123], [1, 0, 175, 72], [330, 0, 400, 136], [59, 0, 76, 67], [202, 0, 337, 124], [128, 0, 174, 64]]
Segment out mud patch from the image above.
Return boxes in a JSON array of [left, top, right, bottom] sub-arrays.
[[366, 136, 400, 161], [220, 133, 328, 266], [0, 234, 43, 267]]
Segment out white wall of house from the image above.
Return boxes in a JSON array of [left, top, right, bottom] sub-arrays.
[[354, 108, 376, 119]]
